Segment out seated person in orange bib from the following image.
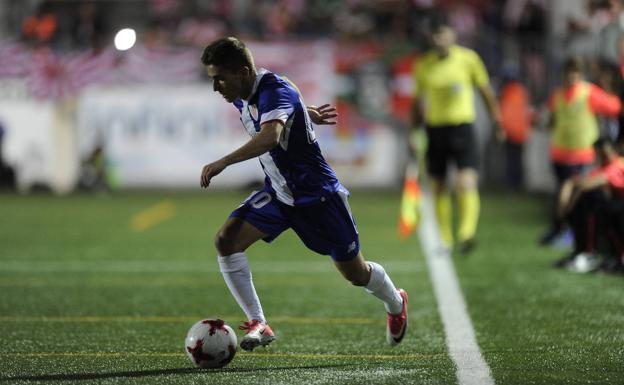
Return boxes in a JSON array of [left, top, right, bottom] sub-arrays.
[[557, 137, 624, 271]]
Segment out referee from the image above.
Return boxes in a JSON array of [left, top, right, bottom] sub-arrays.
[[411, 20, 502, 254]]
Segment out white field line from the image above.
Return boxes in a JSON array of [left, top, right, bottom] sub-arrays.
[[418, 187, 495, 385]]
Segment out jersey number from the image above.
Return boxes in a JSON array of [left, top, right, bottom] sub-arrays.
[[249, 191, 272, 209]]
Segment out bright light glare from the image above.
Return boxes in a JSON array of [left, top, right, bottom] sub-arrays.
[[114, 28, 136, 51]]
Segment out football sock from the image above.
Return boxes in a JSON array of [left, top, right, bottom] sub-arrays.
[[434, 190, 454, 246], [457, 189, 480, 242], [218, 252, 265, 323], [365, 262, 403, 315]]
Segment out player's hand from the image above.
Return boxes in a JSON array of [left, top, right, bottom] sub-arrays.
[[307, 104, 337, 125], [495, 127, 506, 143], [492, 121, 506, 143], [200, 160, 227, 188]]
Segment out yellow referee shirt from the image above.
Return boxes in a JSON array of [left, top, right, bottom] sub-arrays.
[[413, 45, 489, 126]]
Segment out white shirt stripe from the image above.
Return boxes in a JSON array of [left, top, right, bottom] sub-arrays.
[[259, 153, 294, 206]]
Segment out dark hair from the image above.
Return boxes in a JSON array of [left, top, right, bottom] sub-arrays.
[[593, 136, 614, 149], [201, 37, 253, 71], [563, 56, 584, 74], [429, 14, 451, 34]]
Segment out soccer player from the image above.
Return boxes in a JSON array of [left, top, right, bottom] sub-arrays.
[[411, 21, 502, 254], [199, 37, 408, 351], [539, 57, 621, 245]]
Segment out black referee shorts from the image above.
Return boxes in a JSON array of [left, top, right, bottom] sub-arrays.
[[425, 123, 478, 178]]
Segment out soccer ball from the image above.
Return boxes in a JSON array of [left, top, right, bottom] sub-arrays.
[[185, 319, 237, 369]]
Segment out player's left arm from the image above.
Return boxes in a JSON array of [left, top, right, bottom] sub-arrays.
[[588, 84, 622, 117], [564, 173, 609, 212], [471, 52, 504, 141], [478, 84, 505, 141], [282, 75, 337, 125], [300, 94, 338, 125], [200, 121, 284, 188], [307, 104, 337, 125], [577, 173, 609, 192], [477, 85, 500, 122]]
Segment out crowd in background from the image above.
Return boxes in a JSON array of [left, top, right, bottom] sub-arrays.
[[4, 1, 623, 103]]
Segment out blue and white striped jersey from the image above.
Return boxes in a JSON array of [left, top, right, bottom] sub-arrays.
[[232, 68, 344, 206]]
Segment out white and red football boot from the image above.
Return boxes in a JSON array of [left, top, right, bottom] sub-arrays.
[[239, 319, 275, 351], [387, 289, 408, 346]]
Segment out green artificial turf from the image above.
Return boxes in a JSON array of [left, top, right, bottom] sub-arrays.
[[0, 190, 622, 384]]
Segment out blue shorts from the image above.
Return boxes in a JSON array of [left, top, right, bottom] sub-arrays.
[[229, 190, 360, 261]]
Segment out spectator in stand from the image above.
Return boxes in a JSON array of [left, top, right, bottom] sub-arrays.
[[499, 74, 533, 189], [557, 137, 624, 272], [566, 0, 617, 64], [595, 0, 623, 66], [540, 56, 622, 245], [503, 0, 548, 101], [21, 2, 58, 47], [70, 1, 106, 51]]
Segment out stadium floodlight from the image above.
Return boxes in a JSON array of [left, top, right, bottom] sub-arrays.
[[114, 28, 136, 51]]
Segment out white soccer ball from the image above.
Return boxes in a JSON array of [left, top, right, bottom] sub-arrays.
[[185, 319, 237, 369]]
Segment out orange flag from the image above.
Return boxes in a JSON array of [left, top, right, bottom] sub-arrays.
[[398, 160, 421, 239]]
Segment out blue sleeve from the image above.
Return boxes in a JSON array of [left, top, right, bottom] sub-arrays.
[[257, 82, 296, 125]]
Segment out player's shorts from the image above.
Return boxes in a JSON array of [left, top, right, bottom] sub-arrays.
[[229, 189, 360, 261], [425, 123, 478, 178], [552, 162, 589, 185]]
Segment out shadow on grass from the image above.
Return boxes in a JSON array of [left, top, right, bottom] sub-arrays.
[[0, 363, 353, 382]]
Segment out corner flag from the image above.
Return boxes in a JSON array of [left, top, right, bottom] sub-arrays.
[[398, 158, 421, 239]]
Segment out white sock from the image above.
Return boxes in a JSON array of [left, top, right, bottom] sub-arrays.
[[218, 252, 265, 323], [365, 261, 403, 314]]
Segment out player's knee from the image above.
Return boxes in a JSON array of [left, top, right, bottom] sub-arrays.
[[457, 169, 478, 190], [432, 179, 447, 195], [343, 270, 369, 287], [348, 275, 369, 287], [214, 230, 236, 256]]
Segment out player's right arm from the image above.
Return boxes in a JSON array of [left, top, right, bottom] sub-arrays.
[[409, 60, 426, 156], [200, 121, 284, 188]]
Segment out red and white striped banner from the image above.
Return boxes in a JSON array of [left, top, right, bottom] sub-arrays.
[[0, 41, 202, 100]]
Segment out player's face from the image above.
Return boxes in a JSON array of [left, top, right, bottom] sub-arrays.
[[564, 70, 582, 86], [206, 64, 246, 103], [432, 27, 455, 51]]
